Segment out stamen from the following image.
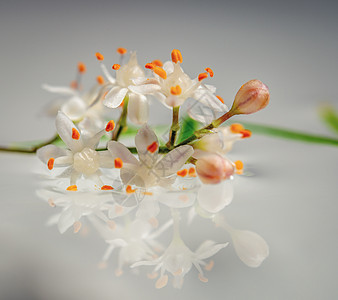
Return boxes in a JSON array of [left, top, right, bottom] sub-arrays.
[[147, 272, 158, 279], [179, 195, 189, 202], [155, 275, 168, 289], [198, 72, 208, 81], [198, 273, 208, 283], [188, 167, 196, 177], [152, 59, 163, 67], [47, 158, 54, 170], [145, 63, 155, 70], [142, 191, 153, 196], [96, 75, 104, 85], [115, 268, 123, 277], [117, 47, 127, 55], [216, 95, 224, 104], [73, 221, 82, 233], [98, 261, 107, 269], [230, 123, 245, 134], [101, 185, 114, 190], [173, 268, 183, 276], [205, 67, 214, 77], [77, 62, 86, 73], [114, 158, 123, 168], [153, 66, 167, 79], [177, 169, 188, 177], [66, 185, 77, 191], [126, 185, 136, 194], [112, 64, 120, 70], [105, 120, 115, 132], [95, 52, 104, 61], [171, 49, 183, 63], [170, 85, 182, 95], [48, 199, 55, 207], [234, 160, 244, 174], [204, 260, 214, 271], [149, 217, 159, 228], [115, 205, 124, 215], [147, 141, 158, 153], [107, 220, 116, 230], [70, 80, 78, 89], [240, 129, 252, 138], [72, 128, 80, 140]]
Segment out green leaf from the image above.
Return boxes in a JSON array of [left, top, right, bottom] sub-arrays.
[[177, 117, 199, 144], [318, 104, 338, 135]]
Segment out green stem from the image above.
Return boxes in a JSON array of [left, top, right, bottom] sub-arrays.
[[166, 106, 180, 149], [113, 95, 129, 141]]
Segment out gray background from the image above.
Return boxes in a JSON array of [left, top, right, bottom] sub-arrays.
[[0, 0, 338, 299]]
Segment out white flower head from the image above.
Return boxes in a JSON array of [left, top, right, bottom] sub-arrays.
[[108, 124, 194, 189], [37, 111, 116, 188]]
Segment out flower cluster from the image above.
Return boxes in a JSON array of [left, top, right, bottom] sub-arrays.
[[36, 48, 270, 288]]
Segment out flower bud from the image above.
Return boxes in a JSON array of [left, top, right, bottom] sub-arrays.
[[231, 80, 270, 115], [195, 154, 234, 184]]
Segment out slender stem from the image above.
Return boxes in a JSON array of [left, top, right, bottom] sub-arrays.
[[113, 95, 129, 141], [0, 134, 59, 154], [166, 106, 180, 149]]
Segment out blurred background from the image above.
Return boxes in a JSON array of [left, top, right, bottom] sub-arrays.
[[0, 0, 337, 299]]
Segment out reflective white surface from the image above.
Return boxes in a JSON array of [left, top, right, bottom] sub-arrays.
[[1, 0, 338, 299]]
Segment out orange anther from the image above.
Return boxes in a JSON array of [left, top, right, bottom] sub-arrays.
[[177, 169, 188, 177], [70, 80, 78, 89], [66, 185, 77, 191], [114, 158, 123, 169], [119, 100, 124, 108], [117, 47, 127, 55], [95, 52, 104, 61], [126, 185, 136, 194], [240, 129, 252, 138], [171, 49, 183, 63], [188, 167, 196, 177], [101, 185, 114, 190], [230, 123, 245, 134], [142, 191, 153, 196], [147, 141, 158, 153], [216, 95, 224, 104], [96, 75, 104, 85], [47, 158, 55, 170], [72, 128, 80, 140], [198, 72, 208, 81], [153, 66, 167, 79], [78, 62, 86, 73], [170, 85, 182, 95], [145, 63, 155, 70], [112, 64, 120, 70], [152, 59, 163, 67], [105, 120, 115, 132], [205, 67, 214, 77], [234, 160, 244, 170]]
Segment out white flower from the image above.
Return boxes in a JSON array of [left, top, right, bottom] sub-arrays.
[[37, 111, 115, 187], [37, 188, 114, 234], [130, 49, 226, 110], [131, 236, 228, 289], [107, 124, 194, 189]]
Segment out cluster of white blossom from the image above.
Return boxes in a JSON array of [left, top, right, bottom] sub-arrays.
[[36, 48, 270, 288]]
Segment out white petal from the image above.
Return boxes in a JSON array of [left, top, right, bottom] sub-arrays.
[[98, 151, 115, 168], [58, 208, 75, 234], [42, 84, 77, 96], [60, 96, 87, 121], [103, 87, 128, 108], [165, 95, 185, 107], [154, 145, 194, 177], [135, 124, 159, 165], [195, 240, 229, 260], [128, 84, 161, 95], [37, 144, 69, 163], [231, 230, 269, 267], [128, 93, 149, 125], [132, 77, 159, 85], [159, 190, 196, 208], [197, 180, 233, 214], [163, 61, 174, 74], [54, 155, 73, 167], [56, 111, 84, 153], [107, 141, 139, 165], [136, 197, 160, 220]]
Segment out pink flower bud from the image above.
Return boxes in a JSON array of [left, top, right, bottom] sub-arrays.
[[231, 80, 270, 115], [195, 154, 234, 184]]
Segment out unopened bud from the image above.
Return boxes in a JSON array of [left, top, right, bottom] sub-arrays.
[[196, 154, 234, 184], [231, 80, 270, 115]]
